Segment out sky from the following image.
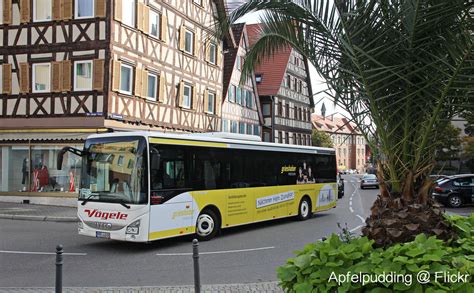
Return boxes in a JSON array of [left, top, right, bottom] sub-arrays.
[[228, 1, 350, 118]]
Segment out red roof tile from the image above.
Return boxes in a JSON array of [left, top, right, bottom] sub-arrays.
[[246, 24, 292, 96]]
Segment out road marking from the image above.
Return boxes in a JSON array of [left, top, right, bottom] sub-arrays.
[[349, 207, 354, 213], [350, 225, 363, 233], [0, 250, 87, 256], [356, 214, 365, 223], [156, 246, 275, 256]]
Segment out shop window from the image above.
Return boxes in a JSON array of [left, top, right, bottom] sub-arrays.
[[76, 0, 94, 19], [34, 0, 52, 22], [33, 63, 51, 93], [74, 61, 93, 91]]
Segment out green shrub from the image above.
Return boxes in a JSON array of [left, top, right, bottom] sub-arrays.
[[277, 215, 474, 292]]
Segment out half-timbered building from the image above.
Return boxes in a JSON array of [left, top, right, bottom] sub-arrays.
[[221, 23, 262, 137], [0, 0, 228, 199], [247, 24, 314, 145]]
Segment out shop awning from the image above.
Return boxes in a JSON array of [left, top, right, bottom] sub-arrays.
[[0, 129, 108, 142]]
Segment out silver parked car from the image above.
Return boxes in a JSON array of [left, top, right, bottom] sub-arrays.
[[360, 174, 379, 189]]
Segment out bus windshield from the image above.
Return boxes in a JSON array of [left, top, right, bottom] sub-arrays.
[[80, 137, 148, 205]]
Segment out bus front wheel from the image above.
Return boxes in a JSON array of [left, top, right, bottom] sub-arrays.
[[196, 209, 220, 241], [297, 197, 312, 221]]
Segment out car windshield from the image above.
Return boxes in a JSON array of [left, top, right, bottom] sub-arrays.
[[363, 174, 377, 180], [79, 137, 148, 205]]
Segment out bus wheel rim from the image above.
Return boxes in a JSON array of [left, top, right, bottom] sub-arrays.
[[197, 214, 214, 236], [301, 201, 309, 217]]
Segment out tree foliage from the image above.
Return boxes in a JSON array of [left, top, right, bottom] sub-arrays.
[[311, 129, 334, 148]]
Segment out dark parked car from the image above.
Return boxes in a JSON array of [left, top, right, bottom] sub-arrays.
[[432, 174, 474, 208], [360, 174, 379, 189]]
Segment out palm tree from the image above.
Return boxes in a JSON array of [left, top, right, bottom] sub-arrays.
[[217, 0, 473, 246]]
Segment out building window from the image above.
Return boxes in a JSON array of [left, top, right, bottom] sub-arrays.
[[182, 83, 192, 108], [298, 80, 302, 93], [0, 0, 3, 23], [32, 63, 51, 93], [122, 0, 136, 27], [222, 119, 228, 132], [146, 73, 158, 101], [278, 131, 283, 143], [278, 101, 283, 116], [263, 131, 271, 142], [209, 43, 217, 64], [239, 122, 245, 134], [231, 121, 238, 133], [207, 91, 215, 114], [236, 56, 241, 70], [34, 0, 52, 22], [236, 86, 242, 104], [246, 124, 252, 135], [75, 0, 94, 19], [286, 75, 291, 88], [262, 103, 271, 116], [119, 64, 133, 94], [228, 85, 236, 102], [193, 0, 203, 6], [74, 61, 93, 91], [285, 132, 289, 144], [184, 29, 194, 54], [149, 10, 160, 38], [253, 125, 260, 136], [0, 66, 3, 92], [255, 74, 262, 83]]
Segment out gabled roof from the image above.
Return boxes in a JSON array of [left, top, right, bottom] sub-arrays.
[[222, 23, 245, 98], [246, 24, 292, 96], [311, 114, 357, 135]]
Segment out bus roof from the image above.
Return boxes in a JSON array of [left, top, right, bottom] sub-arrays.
[[86, 131, 335, 155]]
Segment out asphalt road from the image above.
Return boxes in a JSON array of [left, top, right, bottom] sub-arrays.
[[0, 176, 399, 288]]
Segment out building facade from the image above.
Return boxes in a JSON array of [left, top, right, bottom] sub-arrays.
[[312, 114, 367, 172], [221, 23, 262, 136], [247, 24, 313, 145], [0, 0, 227, 198]]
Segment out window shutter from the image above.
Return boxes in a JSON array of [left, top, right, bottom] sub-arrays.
[[51, 62, 62, 92], [178, 81, 184, 107], [141, 69, 148, 98], [20, 0, 30, 23], [3, 0, 12, 24], [134, 68, 142, 97], [112, 60, 121, 92], [62, 0, 73, 20], [193, 33, 198, 56], [19, 63, 29, 94], [216, 94, 221, 116], [95, 0, 106, 18], [61, 60, 71, 92], [142, 5, 150, 34], [203, 89, 209, 113], [158, 74, 166, 102], [52, 0, 62, 20], [192, 86, 198, 110], [205, 41, 210, 62], [160, 14, 167, 43], [93, 59, 105, 91], [2, 64, 12, 94], [136, 3, 144, 31], [114, 0, 123, 22], [217, 43, 222, 67], [179, 25, 185, 51]]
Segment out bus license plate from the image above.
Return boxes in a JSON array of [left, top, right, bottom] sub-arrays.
[[96, 231, 110, 239]]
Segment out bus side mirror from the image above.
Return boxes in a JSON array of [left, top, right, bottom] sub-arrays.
[[57, 148, 67, 170], [150, 147, 160, 170]]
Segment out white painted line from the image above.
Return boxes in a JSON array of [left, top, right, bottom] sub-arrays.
[[349, 207, 354, 213], [0, 250, 87, 256], [356, 214, 365, 223], [350, 225, 363, 233], [156, 246, 275, 256]]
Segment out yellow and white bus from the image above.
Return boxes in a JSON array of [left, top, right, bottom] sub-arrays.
[[58, 131, 338, 242]]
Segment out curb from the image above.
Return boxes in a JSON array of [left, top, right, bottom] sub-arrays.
[[0, 214, 78, 222]]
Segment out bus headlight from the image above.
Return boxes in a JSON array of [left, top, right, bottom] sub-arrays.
[[126, 220, 140, 235]]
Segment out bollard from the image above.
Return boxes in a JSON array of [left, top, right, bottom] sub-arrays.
[[192, 239, 201, 293], [55, 244, 63, 293]]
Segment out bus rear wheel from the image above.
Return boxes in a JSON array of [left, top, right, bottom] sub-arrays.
[[195, 209, 220, 241], [297, 197, 312, 221]]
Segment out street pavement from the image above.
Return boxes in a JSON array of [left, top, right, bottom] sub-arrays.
[[0, 175, 471, 292]]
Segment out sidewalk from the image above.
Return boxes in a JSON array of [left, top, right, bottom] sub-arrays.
[[0, 202, 77, 222]]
